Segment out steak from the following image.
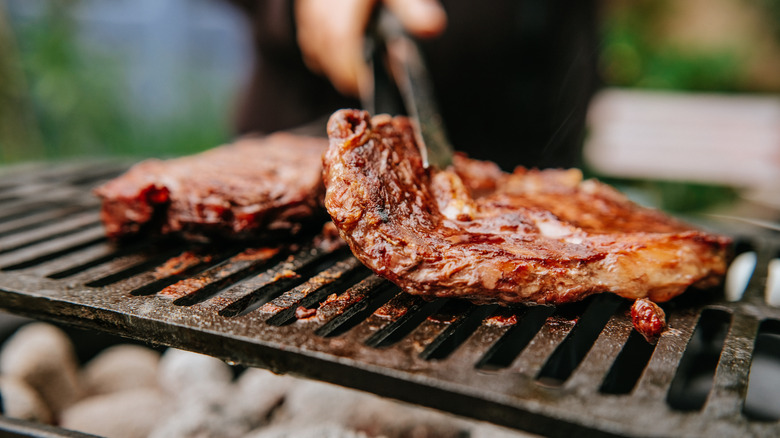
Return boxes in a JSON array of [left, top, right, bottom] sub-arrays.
[[323, 109, 732, 306], [95, 133, 328, 241]]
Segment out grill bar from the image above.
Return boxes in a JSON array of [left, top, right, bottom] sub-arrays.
[[0, 227, 106, 269], [0, 206, 93, 238], [564, 312, 634, 394], [704, 312, 759, 419], [0, 161, 778, 437], [28, 242, 123, 277], [509, 311, 577, 377], [433, 312, 514, 367], [0, 212, 101, 254], [634, 308, 701, 400]]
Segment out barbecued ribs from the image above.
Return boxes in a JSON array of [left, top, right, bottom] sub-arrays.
[[95, 133, 328, 241], [323, 109, 731, 306]]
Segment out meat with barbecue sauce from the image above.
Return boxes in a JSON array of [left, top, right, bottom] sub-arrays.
[[322, 110, 731, 322]]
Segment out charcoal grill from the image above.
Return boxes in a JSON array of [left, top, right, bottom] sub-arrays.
[[0, 160, 778, 437]]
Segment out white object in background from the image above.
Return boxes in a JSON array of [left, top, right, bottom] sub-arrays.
[[60, 389, 169, 438], [724, 252, 757, 302], [156, 348, 234, 403], [765, 258, 780, 306], [586, 89, 780, 190], [81, 344, 161, 397], [0, 323, 82, 417], [0, 376, 52, 424]]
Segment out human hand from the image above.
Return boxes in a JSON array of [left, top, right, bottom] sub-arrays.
[[295, 0, 446, 97]]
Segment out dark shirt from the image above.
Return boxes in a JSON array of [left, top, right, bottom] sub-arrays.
[[228, 0, 599, 170]]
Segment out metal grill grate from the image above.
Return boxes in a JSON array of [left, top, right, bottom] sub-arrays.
[[0, 161, 778, 437]]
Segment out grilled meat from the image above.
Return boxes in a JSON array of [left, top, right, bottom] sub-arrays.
[[631, 299, 667, 343], [323, 109, 731, 307], [95, 133, 327, 241]]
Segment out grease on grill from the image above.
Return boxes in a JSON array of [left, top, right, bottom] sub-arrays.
[[315, 277, 399, 337], [477, 305, 554, 369], [159, 247, 280, 302], [373, 294, 418, 320], [421, 304, 500, 360], [153, 251, 211, 279], [295, 306, 318, 319], [232, 247, 282, 262], [427, 300, 474, 324], [484, 308, 520, 327], [259, 257, 368, 323]]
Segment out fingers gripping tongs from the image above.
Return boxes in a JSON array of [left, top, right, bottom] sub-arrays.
[[361, 9, 454, 169]]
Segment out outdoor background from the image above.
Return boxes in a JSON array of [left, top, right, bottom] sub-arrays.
[[1, 0, 779, 213], [1, 0, 251, 162]]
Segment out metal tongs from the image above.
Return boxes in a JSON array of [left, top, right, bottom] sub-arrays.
[[361, 9, 454, 169]]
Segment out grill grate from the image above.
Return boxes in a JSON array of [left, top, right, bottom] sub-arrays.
[[0, 161, 779, 437]]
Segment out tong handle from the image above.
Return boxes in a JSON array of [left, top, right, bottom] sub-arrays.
[[363, 9, 454, 169], [362, 12, 403, 116]]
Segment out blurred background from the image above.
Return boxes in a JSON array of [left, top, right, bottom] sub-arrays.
[[0, 0, 250, 162], [0, 0, 779, 215], [589, 0, 780, 217]]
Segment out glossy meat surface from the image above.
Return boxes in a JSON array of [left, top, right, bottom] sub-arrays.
[[631, 298, 667, 343], [323, 109, 732, 305], [95, 133, 327, 241]]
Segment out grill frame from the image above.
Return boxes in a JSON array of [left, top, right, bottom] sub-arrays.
[[0, 161, 778, 437]]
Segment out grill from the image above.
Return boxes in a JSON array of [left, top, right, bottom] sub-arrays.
[[0, 160, 778, 437]]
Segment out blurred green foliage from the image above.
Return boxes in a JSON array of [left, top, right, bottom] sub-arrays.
[[649, 181, 739, 212], [1, 1, 230, 163], [606, 176, 737, 215], [757, 0, 780, 39], [593, 0, 778, 213], [599, 1, 742, 92]]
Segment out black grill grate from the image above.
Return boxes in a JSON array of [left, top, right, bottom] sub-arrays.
[[0, 161, 779, 437]]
